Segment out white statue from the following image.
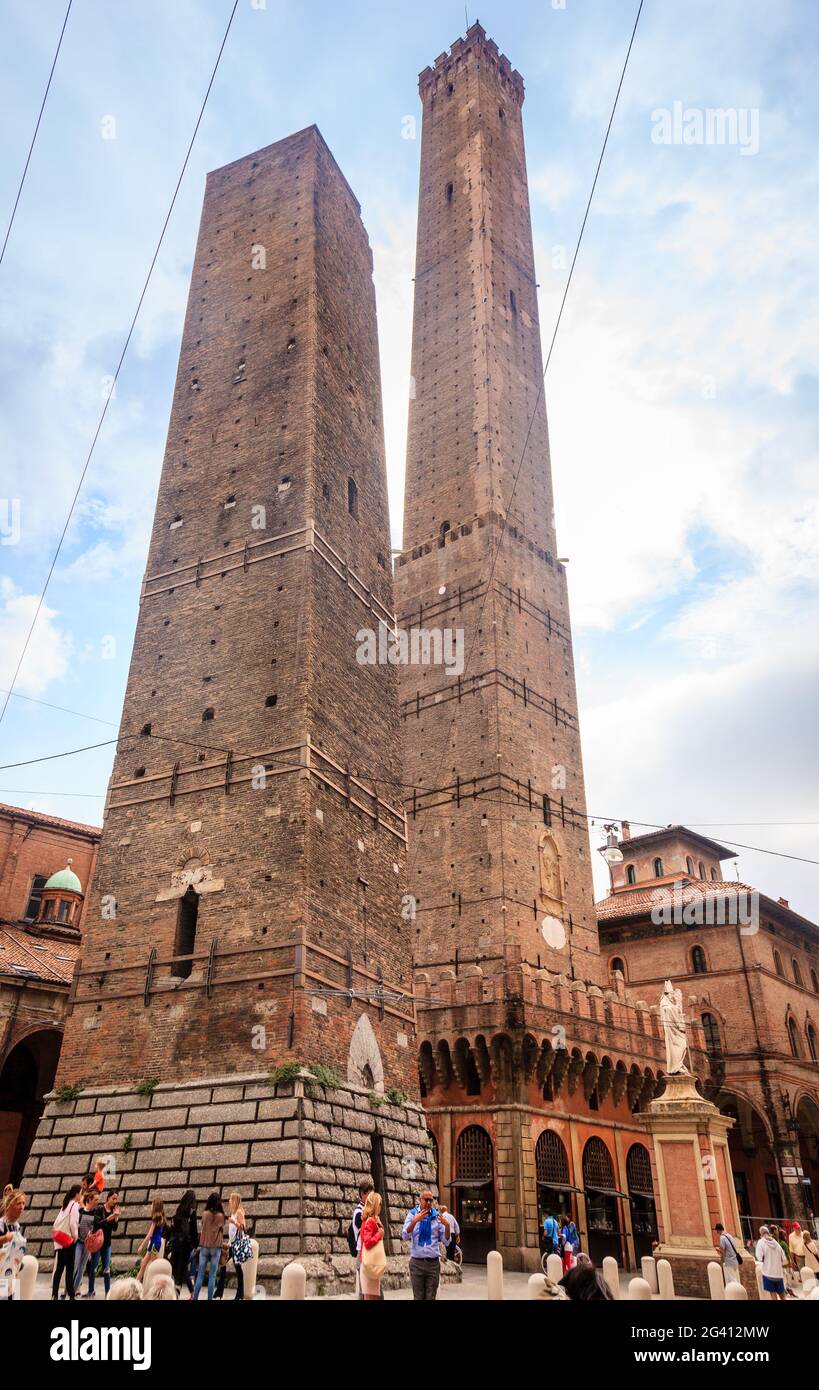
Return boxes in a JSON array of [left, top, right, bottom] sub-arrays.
[[660, 980, 690, 1074]]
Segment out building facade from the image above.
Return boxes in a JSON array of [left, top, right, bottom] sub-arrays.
[[395, 26, 706, 1270], [597, 823, 819, 1235], [20, 127, 434, 1271], [0, 802, 99, 1185]]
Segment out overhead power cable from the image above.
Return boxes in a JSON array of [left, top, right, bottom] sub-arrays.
[[0, 0, 73, 268], [0, 0, 240, 731]]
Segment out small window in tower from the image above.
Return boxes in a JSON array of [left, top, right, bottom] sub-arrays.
[[265, 694, 278, 708], [499, 106, 504, 119], [286, 337, 296, 352], [140, 722, 152, 737], [447, 82, 454, 95], [322, 482, 330, 500], [169, 514, 183, 530], [653, 858, 664, 878], [377, 553, 386, 569], [233, 360, 246, 384], [224, 494, 236, 509], [446, 182, 454, 203], [347, 477, 358, 518], [510, 289, 517, 315], [134, 766, 146, 778], [278, 477, 291, 493], [172, 888, 198, 980], [202, 707, 214, 721]]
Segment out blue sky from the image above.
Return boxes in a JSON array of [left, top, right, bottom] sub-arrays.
[[1, 0, 818, 915]]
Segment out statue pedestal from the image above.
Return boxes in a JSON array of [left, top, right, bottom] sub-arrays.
[[645, 1073, 756, 1299]]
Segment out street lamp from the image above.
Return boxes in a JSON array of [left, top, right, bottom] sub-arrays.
[[599, 824, 624, 866]]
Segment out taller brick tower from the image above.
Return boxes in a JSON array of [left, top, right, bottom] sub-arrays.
[[22, 127, 434, 1282], [397, 27, 600, 985], [397, 27, 682, 1272]]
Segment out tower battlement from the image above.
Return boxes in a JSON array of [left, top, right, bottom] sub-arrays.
[[419, 22, 525, 104]]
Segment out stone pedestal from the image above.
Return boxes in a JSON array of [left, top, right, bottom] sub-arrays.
[[21, 1067, 450, 1294], [645, 1072, 756, 1299]]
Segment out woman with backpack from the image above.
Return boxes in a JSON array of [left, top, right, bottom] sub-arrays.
[[359, 1190, 387, 1300], [170, 1190, 198, 1296], [72, 1190, 101, 1294], [136, 1198, 167, 1284], [52, 1184, 82, 1300]]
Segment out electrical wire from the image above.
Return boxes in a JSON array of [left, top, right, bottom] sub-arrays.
[[0, 0, 240, 730], [0, 0, 73, 268]]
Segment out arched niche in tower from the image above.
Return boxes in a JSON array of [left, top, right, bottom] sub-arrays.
[[347, 1012, 385, 1093], [538, 831, 563, 915]]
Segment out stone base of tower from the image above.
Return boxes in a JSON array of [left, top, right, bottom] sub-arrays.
[[20, 1068, 449, 1292]]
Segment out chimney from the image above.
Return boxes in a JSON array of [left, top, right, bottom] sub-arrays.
[[621, 821, 631, 841], [778, 897, 789, 909]]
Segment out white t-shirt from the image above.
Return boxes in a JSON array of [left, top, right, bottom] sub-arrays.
[[755, 1237, 786, 1280]]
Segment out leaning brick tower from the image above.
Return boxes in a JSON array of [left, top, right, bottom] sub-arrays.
[[396, 27, 679, 1273], [21, 126, 434, 1284]]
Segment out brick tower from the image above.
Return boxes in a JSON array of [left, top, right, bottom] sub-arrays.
[[396, 27, 695, 1272], [22, 127, 434, 1283]]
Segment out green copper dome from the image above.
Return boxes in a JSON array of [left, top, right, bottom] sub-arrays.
[[43, 859, 82, 894]]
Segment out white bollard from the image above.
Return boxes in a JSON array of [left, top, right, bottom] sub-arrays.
[[800, 1267, 816, 1291], [641, 1255, 658, 1294], [707, 1261, 725, 1300], [546, 1253, 563, 1285], [18, 1254, 38, 1301], [602, 1255, 620, 1300], [725, 1281, 748, 1300], [528, 1274, 549, 1299], [628, 1276, 653, 1300], [657, 1257, 675, 1300], [142, 1257, 172, 1297], [487, 1249, 504, 1301], [280, 1260, 306, 1300], [755, 1263, 770, 1300], [243, 1239, 260, 1300]]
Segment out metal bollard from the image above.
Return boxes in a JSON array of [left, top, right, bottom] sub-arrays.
[[487, 1249, 504, 1301], [280, 1260, 306, 1300]]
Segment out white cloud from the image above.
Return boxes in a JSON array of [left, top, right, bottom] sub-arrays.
[[0, 579, 72, 694]]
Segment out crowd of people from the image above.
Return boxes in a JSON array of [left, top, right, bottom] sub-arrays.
[[1, 1160, 252, 1302], [3, 1166, 818, 1302]]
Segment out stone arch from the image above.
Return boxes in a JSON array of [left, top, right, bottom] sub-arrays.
[[347, 1012, 384, 1092]]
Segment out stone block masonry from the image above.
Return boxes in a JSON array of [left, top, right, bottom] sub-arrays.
[[22, 1071, 439, 1290]]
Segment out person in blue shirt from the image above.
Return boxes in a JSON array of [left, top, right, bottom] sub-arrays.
[[402, 1191, 451, 1300], [543, 1211, 560, 1253]]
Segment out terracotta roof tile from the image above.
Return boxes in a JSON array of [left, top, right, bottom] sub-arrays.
[[0, 925, 79, 984], [0, 800, 100, 838]]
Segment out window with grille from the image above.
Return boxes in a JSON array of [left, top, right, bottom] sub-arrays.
[[691, 945, 707, 974], [626, 1143, 654, 1197], [582, 1137, 615, 1190], [702, 1012, 721, 1054], [536, 1130, 569, 1187], [788, 1016, 801, 1059], [455, 1125, 493, 1183]]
